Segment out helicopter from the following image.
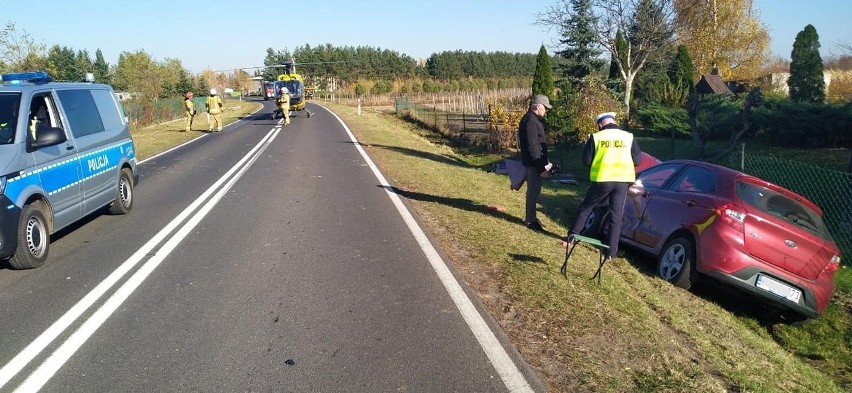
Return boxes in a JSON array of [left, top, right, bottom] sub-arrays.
[[267, 59, 312, 118]]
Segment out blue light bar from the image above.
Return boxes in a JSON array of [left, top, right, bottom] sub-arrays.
[[1, 71, 54, 85]]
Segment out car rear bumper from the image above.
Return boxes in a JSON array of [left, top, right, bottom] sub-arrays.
[[704, 268, 820, 319]]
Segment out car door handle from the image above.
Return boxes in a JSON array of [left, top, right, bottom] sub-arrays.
[[66, 145, 74, 151]]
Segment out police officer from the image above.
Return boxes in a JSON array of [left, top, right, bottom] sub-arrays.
[[565, 112, 642, 261], [277, 86, 291, 126], [206, 88, 224, 132], [183, 91, 195, 132]]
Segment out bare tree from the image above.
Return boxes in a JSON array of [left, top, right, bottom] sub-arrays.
[[539, 0, 677, 116], [0, 22, 48, 72]]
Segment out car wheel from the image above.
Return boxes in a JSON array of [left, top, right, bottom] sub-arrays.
[[9, 201, 50, 269], [581, 206, 607, 237], [108, 168, 134, 215], [657, 236, 698, 289]]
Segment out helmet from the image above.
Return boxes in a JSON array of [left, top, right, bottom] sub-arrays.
[[184, 91, 193, 99], [210, 88, 217, 95], [280, 87, 289, 94]]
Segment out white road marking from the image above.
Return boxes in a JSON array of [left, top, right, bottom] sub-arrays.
[[0, 125, 281, 391], [318, 104, 535, 393]]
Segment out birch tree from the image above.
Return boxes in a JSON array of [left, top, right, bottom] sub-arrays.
[[540, 0, 676, 117], [673, 0, 770, 80]]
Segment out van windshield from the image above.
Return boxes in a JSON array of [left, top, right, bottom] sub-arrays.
[[0, 93, 21, 145]]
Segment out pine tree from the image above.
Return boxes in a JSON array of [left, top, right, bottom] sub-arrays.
[[788, 24, 825, 103], [556, 0, 604, 84], [532, 45, 555, 97], [93, 49, 111, 85]]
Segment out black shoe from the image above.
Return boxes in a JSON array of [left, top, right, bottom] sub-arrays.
[[525, 220, 544, 232]]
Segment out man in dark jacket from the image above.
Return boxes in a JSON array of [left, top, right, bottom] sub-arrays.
[[518, 94, 553, 231]]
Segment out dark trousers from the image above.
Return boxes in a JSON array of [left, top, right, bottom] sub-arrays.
[[569, 181, 630, 258], [525, 166, 542, 223]]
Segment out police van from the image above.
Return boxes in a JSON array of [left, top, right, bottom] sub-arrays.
[[0, 71, 138, 269]]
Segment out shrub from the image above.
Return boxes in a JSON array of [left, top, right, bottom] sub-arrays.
[[754, 98, 852, 148], [634, 104, 690, 138]]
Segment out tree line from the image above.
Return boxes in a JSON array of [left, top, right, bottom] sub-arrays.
[[262, 44, 541, 82]]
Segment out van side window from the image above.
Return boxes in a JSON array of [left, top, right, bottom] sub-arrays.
[[28, 94, 61, 140], [56, 89, 105, 138], [90, 89, 124, 130]]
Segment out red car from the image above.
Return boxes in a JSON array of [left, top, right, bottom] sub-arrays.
[[590, 159, 841, 320]]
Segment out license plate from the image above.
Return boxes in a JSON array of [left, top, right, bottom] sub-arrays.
[[756, 274, 801, 303]]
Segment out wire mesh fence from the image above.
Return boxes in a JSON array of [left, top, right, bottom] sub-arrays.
[[394, 97, 493, 148], [726, 149, 852, 262]]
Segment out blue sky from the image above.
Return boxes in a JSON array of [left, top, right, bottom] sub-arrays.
[[3, 0, 850, 74]]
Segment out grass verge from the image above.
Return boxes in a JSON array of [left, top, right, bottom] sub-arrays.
[[130, 98, 262, 160], [318, 101, 851, 393]]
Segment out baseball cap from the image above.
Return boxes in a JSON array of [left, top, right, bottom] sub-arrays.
[[531, 95, 553, 109]]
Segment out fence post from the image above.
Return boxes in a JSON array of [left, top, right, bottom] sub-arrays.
[[462, 107, 466, 132]]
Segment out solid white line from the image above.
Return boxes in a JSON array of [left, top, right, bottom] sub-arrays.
[[0, 126, 280, 391], [15, 126, 282, 392], [317, 104, 534, 393], [140, 103, 266, 164]]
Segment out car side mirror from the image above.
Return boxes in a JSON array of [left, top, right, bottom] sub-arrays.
[[28, 126, 67, 152]]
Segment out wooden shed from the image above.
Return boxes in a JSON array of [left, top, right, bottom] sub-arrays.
[[695, 67, 732, 97]]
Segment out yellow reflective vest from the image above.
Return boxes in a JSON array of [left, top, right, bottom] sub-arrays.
[[589, 128, 635, 182], [184, 99, 195, 116]]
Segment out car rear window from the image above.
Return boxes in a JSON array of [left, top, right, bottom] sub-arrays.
[[735, 181, 832, 240]]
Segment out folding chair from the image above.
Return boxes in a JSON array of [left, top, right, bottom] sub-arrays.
[[560, 234, 610, 284]]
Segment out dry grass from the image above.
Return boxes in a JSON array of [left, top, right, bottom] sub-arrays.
[[320, 102, 846, 393]]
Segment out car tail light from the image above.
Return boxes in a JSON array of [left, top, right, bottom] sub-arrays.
[[826, 255, 841, 272], [717, 204, 745, 232]]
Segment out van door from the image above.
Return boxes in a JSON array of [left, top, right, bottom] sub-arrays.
[[28, 92, 84, 230], [55, 88, 127, 215]]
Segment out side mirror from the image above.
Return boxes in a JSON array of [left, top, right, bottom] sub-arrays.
[[29, 126, 67, 152]]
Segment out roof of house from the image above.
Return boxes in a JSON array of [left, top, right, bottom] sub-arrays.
[[695, 73, 732, 95]]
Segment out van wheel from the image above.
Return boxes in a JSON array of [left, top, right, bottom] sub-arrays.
[[657, 236, 698, 289], [108, 168, 134, 215], [9, 201, 50, 269]]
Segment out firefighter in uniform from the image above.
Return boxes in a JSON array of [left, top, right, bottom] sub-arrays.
[[277, 86, 291, 126], [565, 112, 642, 261], [183, 91, 195, 132], [206, 88, 224, 132]]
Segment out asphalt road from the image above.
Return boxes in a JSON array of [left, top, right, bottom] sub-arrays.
[[0, 99, 543, 392]]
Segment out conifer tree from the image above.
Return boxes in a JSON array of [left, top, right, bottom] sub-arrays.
[[555, 0, 604, 84], [532, 45, 555, 97], [788, 24, 825, 103]]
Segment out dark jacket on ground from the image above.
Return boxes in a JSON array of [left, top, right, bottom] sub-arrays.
[[518, 110, 548, 172]]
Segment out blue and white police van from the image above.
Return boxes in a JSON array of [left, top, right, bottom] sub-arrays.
[[0, 71, 138, 269]]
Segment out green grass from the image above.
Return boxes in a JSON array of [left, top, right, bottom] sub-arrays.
[[318, 102, 851, 392]]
